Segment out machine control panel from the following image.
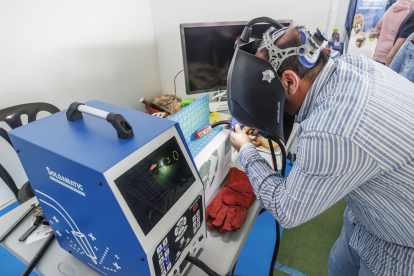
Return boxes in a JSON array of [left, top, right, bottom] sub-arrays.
[[192, 206, 201, 234], [155, 237, 172, 275], [152, 195, 204, 276]]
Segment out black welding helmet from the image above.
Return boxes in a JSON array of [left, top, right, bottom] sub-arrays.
[[227, 17, 327, 142]]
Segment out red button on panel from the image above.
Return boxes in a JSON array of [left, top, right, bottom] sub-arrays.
[[193, 203, 198, 211]]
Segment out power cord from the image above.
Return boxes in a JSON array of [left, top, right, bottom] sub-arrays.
[[267, 137, 286, 276], [174, 70, 184, 96], [186, 255, 221, 276], [211, 120, 231, 128]]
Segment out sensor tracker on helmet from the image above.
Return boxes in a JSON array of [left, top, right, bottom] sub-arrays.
[[258, 26, 327, 71]]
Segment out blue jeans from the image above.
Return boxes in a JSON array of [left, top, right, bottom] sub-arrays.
[[328, 207, 376, 276]]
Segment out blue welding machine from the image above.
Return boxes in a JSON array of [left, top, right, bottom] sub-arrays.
[[9, 100, 206, 276]]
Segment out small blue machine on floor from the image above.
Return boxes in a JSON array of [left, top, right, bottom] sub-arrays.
[[8, 100, 206, 276]]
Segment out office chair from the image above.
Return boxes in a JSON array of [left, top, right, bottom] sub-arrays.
[[0, 103, 60, 204]]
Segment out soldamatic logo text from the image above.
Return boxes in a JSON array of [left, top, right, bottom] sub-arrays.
[[46, 167, 85, 196]]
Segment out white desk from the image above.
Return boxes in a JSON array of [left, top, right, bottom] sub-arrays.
[[184, 201, 261, 275], [0, 197, 100, 276], [0, 159, 261, 276]]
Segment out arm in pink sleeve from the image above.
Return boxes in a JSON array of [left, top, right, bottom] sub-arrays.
[[373, 17, 383, 39]]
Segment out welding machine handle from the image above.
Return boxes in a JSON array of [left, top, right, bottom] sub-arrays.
[[66, 102, 134, 140]]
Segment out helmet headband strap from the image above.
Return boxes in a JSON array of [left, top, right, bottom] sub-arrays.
[[258, 27, 326, 71]]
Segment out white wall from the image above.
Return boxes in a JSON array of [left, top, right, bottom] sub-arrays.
[[0, 0, 161, 206], [0, 0, 334, 206], [326, 0, 340, 42], [150, 0, 332, 99], [334, 0, 351, 42]]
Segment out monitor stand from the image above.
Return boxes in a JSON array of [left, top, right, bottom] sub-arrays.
[[209, 90, 228, 112], [211, 90, 227, 101]]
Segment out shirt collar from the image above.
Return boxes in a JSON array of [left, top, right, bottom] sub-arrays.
[[295, 58, 337, 123]]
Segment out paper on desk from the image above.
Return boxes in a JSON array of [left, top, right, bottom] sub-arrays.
[[26, 224, 53, 244], [26, 208, 53, 244]]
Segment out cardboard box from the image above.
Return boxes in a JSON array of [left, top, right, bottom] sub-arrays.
[[194, 129, 232, 207], [209, 101, 229, 112]]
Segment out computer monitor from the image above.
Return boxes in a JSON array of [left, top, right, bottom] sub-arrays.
[[180, 20, 293, 95]]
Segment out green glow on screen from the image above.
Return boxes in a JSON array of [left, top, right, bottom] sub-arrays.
[[155, 161, 174, 180]]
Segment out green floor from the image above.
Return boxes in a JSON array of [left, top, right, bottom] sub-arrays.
[[274, 200, 347, 276]]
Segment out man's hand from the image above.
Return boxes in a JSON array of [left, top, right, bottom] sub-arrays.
[[230, 124, 254, 152], [241, 126, 259, 136]]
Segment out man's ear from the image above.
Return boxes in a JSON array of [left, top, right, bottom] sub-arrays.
[[281, 70, 300, 96]]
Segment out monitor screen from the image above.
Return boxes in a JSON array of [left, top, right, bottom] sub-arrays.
[[180, 20, 292, 95], [114, 137, 196, 235]]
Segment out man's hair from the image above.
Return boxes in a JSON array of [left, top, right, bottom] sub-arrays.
[[259, 25, 329, 82]]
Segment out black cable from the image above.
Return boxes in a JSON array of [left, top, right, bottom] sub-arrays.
[[186, 255, 221, 276], [231, 260, 238, 275], [267, 137, 286, 276], [270, 220, 281, 276], [268, 138, 278, 172], [211, 120, 231, 128], [21, 234, 55, 276], [279, 141, 286, 178], [174, 70, 184, 96]]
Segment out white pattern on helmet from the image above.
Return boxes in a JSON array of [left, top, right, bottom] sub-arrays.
[[258, 27, 324, 71]]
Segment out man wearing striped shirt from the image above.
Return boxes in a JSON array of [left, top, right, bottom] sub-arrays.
[[230, 26, 414, 275]]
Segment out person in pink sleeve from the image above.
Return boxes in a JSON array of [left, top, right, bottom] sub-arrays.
[[373, 0, 413, 64]]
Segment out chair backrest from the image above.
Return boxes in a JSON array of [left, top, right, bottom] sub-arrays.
[[0, 102, 60, 128], [0, 103, 60, 203], [0, 163, 19, 198], [0, 127, 12, 148], [0, 102, 60, 148]]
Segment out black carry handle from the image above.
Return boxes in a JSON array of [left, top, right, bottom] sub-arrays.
[[66, 102, 134, 140]]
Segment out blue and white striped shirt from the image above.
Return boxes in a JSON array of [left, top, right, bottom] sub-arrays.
[[239, 55, 414, 275]]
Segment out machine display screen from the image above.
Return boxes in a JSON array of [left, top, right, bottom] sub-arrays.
[[114, 137, 196, 235]]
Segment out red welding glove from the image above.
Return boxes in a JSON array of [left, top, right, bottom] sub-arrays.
[[205, 168, 256, 233]]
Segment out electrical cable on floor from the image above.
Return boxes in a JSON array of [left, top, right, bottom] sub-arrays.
[[270, 219, 281, 276], [186, 255, 221, 276]]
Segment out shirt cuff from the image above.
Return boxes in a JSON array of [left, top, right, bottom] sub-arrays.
[[239, 143, 261, 167]]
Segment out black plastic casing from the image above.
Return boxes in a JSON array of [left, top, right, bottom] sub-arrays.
[[106, 112, 134, 140], [66, 102, 134, 140], [227, 41, 286, 143]]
